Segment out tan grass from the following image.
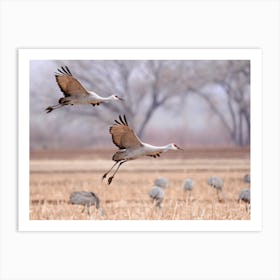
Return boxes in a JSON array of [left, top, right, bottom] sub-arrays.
[[30, 153, 250, 220]]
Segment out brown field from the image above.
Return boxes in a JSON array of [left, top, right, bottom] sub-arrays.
[[30, 148, 250, 220]]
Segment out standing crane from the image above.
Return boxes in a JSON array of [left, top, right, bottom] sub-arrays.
[[102, 115, 183, 185], [207, 176, 227, 201], [243, 174, 250, 183], [149, 186, 165, 208], [69, 191, 105, 216], [238, 189, 250, 212], [154, 177, 170, 189], [45, 66, 124, 113], [182, 178, 194, 192], [238, 189, 250, 203], [182, 178, 195, 202]]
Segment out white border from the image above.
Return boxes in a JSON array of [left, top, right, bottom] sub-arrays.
[[18, 48, 262, 231]]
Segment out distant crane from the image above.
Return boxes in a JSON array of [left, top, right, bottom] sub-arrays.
[[46, 66, 124, 113], [243, 174, 250, 183], [238, 189, 250, 203], [149, 186, 165, 208], [154, 177, 169, 189], [182, 178, 194, 202], [69, 191, 105, 216], [238, 189, 250, 212], [207, 176, 226, 201], [182, 178, 194, 192], [102, 115, 183, 185]]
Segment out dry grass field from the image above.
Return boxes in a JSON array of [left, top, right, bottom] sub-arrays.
[[30, 148, 250, 220]]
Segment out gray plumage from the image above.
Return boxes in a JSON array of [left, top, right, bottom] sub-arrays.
[[149, 186, 165, 208], [238, 189, 250, 203], [70, 191, 102, 215], [182, 178, 194, 191], [207, 176, 226, 201], [243, 174, 250, 183], [207, 176, 223, 190], [154, 177, 169, 189]]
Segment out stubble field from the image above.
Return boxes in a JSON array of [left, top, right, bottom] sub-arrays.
[[30, 148, 250, 220]]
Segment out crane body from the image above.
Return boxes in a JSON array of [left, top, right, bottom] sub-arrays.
[[69, 191, 105, 216], [207, 176, 227, 201], [46, 66, 123, 113], [149, 186, 165, 208], [103, 115, 183, 185], [154, 177, 169, 189], [112, 143, 178, 161]]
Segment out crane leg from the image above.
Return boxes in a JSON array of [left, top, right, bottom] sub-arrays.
[[45, 103, 65, 113], [108, 161, 126, 185], [102, 161, 119, 180], [220, 190, 227, 202], [188, 191, 192, 203], [81, 205, 86, 213]]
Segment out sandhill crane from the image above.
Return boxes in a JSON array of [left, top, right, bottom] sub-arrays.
[[69, 191, 105, 215], [149, 186, 165, 208], [102, 115, 183, 185], [238, 189, 250, 212], [238, 189, 250, 203], [182, 178, 194, 202], [207, 176, 226, 201], [154, 177, 169, 189], [45, 66, 124, 113], [243, 174, 250, 183], [182, 178, 194, 192]]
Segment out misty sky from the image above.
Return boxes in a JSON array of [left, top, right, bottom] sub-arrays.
[[29, 60, 250, 149]]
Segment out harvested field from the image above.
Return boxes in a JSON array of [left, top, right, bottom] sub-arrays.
[[30, 148, 250, 220]]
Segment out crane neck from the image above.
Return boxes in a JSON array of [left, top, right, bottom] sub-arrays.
[[103, 95, 114, 100], [88, 91, 113, 101], [144, 143, 174, 152], [163, 143, 174, 151]]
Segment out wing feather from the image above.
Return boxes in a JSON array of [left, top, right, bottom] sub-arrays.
[[65, 66, 72, 75], [146, 152, 162, 157], [55, 66, 89, 97], [110, 115, 143, 149], [123, 115, 128, 125]]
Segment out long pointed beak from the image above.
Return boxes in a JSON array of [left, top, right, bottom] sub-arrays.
[[178, 146, 184, 151], [118, 97, 125, 101]]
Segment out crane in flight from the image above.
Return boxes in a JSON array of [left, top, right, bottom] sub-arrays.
[[45, 66, 124, 113], [102, 115, 183, 185]]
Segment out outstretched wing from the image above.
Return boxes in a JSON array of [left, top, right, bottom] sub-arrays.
[[109, 115, 143, 149], [55, 66, 89, 97]]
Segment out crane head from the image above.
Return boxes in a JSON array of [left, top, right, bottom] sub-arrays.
[[113, 95, 125, 101], [171, 143, 184, 151]]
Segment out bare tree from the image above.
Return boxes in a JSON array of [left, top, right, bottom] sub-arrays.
[[48, 60, 186, 137], [184, 60, 250, 146], [30, 60, 250, 149]]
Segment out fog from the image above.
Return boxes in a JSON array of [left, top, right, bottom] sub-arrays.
[[30, 60, 250, 149]]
